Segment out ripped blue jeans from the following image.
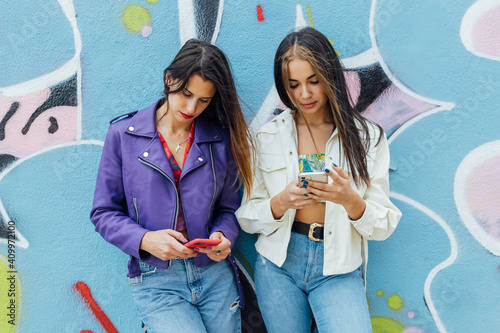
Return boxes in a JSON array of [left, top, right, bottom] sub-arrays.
[[254, 231, 371, 333], [129, 258, 241, 333]]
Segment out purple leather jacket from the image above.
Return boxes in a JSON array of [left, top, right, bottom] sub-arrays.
[[90, 99, 244, 305]]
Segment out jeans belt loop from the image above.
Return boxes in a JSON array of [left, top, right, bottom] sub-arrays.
[[308, 223, 323, 242], [128, 275, 143, 285]]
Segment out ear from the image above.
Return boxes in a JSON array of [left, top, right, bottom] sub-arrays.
[[164, 73, 172, 86]]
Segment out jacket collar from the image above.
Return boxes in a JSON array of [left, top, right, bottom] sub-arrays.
[[125, 98, 224, 143]]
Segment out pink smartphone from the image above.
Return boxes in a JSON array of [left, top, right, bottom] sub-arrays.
[[184, 238, 221, 249]]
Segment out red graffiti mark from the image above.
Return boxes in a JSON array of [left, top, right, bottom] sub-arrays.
[[257, 5, 264, 22], [80, 331, 93, 333], [74, 282, 119, 333]]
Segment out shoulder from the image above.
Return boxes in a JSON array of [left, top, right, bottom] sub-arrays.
[[255, 108, 293, 137], [214, 123, 231, 144], [109, 111, 138, 125], [356, 118, 385, 147]]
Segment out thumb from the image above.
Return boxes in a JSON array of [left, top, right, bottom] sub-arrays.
[[166, 229, 188, 243]]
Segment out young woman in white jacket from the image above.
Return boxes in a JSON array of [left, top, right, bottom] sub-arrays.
[[235, 27, 402, 332]]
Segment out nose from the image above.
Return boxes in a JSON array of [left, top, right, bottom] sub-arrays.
[[186, 99, 196, 113], [300, 86, 311, 99]]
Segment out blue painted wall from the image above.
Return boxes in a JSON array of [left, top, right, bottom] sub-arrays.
[[1, 1, 499, 332]]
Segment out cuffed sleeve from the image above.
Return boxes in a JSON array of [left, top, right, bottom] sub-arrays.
[[350, 132, 402, 240], [235, 153, 286, 236]]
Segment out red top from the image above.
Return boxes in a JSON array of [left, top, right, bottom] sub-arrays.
[[158, 121, 195, 232]]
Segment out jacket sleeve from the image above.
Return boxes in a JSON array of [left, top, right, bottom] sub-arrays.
[[210, 143, 241, 249], [350, 132, 402, 240], [90, 124, 149, 259], [235, 146, 286, 236]]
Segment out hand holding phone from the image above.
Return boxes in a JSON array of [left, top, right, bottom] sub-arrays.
[[183, 238, 221, 249], [298, 171, 328, 187]]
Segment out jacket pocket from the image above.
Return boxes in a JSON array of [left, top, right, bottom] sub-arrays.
[[258, 153, 287, 173]]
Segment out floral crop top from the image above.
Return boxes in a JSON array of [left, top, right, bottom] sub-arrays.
[[298, 153, 326, 173]]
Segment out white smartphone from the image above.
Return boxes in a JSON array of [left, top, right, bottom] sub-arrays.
[[298, 171, 328, 186]]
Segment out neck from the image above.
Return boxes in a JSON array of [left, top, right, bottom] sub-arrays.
[[295, 108, 334, 126], [157, 102, 193, 134]]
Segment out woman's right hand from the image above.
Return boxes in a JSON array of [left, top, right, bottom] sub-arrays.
[[139, 229, 198, 260], [270, 178, 316, 219]]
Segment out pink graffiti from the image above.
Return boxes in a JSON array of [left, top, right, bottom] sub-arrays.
[[0, 90, 77, 158], [472, 6, 500, 58], [465, 156, 500, 240], [357, 83, 435, 136], [403, 327, 425, 333]]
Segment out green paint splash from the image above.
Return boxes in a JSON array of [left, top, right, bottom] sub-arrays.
[[371, 316, 405, 333], [306, 5, 315, 28], [122, 5, 152, 33], [387, 294, 404, 311]]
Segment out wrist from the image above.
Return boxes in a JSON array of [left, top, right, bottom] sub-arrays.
[[139, 231, 151, 251], [270, 192, 286, 219], [343, 191, 366, 220]]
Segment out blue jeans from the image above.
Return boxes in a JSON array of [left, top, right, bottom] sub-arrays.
[[129, 258, 241, 333], [255, 232, 372, 333]]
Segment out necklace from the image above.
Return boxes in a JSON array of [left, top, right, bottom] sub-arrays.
[[157, 115, 189, 153]]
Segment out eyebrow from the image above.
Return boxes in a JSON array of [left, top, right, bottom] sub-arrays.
[[184, 87, 213, 99], [289, 74, 316, 82]]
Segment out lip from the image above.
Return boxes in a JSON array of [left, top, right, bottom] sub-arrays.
[[301, 102, 316, 109], [180, 112, 194, 119]]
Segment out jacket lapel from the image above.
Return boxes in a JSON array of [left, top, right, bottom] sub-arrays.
[[181, 116, 223, 178], [125, 99, 176, 180]]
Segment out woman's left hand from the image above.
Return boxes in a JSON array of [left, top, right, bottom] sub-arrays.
[[305, 164, 366, 220], [196, 231, 232, 261]]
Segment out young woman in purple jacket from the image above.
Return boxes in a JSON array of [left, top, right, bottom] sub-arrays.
[[90, 39, 253, 333]]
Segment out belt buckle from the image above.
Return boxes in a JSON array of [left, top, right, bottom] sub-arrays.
[[308, 223, 323, 241]]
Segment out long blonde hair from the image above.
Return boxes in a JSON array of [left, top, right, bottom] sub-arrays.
[[275, 28, 383, 186]]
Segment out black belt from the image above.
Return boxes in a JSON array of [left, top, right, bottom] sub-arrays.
[[292, 219, 324, 241]]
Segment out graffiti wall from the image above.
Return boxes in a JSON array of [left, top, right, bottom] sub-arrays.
[[1, 0, 499, 332]]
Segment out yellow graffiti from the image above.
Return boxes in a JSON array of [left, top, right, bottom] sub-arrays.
[[306, 5, 340, 54], [371, 316, 405, 333], [387, 294, 404, 311], [377, 289, 385, 297], [307, 5, 315, 28], [0, 255, 20, 333], [145, 0, 159, 3], [122, 5, 152, 34]]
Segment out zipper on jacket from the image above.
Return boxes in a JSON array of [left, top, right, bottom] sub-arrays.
[[207, 144, 217, 235], [133, 196, 140, 225], [138, 157, 179, 266]]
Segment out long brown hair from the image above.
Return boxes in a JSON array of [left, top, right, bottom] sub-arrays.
[[160, 39, 253, 194], [274, 27, 383, 187]]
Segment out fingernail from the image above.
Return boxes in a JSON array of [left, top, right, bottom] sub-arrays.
[[304, 194, 308, 197], [302, 184, 307, 188], [325, 169, 330, 173], [333, 163, 338, 167], [303, 180, 309, 184], [182, 237, 188, 242], [194, 247, 200, 252], [195, 253, 200, 257], [206, 246, 212, 250]]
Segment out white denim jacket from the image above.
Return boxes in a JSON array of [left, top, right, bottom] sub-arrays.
[[235, 109, 402, 276]]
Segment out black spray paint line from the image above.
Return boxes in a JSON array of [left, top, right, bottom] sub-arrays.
[[0, 102, 20, 141], [194, 0, 221, 42], [21, 75, 77, 135], [355, 64, 392, 113]]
